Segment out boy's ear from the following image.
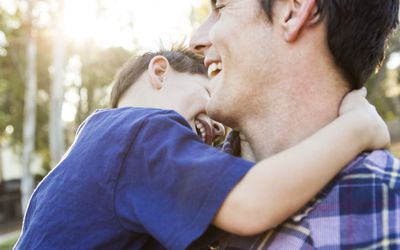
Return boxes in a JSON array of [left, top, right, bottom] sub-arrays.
[[281, 0, 317, 42], [148, 55, 170, 90]]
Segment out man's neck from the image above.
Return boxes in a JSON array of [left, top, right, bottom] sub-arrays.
[[240, 78, 349, 161]]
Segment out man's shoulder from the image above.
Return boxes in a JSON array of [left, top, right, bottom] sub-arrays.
[[338, 149, 400, 190], [341, 149, 397, 173], [213, 151, 400, 250], [281, 150, 400, 249], [290, 150, 399, 223]]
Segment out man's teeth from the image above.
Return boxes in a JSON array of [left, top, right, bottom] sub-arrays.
[[207, 62, 223, 79], [195, 120, 207, 142]]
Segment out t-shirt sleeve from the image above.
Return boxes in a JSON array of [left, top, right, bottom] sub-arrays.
[[115, 111, 254, 250]]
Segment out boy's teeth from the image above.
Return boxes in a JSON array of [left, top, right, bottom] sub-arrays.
[[196, 122, 204, 130], [195, 119, 209, 143]]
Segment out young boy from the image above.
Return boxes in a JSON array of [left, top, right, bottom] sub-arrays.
[[15, 47, 389, 250]]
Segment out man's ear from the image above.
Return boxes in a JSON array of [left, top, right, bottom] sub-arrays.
[[282, 0, 317, 42], [148, 55, 170, 90]]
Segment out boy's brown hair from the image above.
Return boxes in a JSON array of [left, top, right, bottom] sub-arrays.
[[110, 46, 207, 108]]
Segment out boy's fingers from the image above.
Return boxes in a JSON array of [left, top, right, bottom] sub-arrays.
[[359, 87, 367, 97], [349, 87, 367, 98]]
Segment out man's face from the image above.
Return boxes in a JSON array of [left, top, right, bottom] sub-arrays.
[[190, 0, 279, 128], [162, 72, 225, 144]]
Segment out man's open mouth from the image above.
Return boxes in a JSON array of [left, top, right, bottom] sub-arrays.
[[207, 62, 223, 79], [195, 118, 214, 145]]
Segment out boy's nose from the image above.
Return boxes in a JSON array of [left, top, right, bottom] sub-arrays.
[[211, 121, 225, 141]]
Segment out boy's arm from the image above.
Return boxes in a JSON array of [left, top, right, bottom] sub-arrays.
[[213, 89, 391, 235]]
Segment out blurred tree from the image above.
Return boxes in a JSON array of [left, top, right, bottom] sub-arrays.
[[190, 0, 210, 31], [0, 0, 132, 176], [0, 143, 3, 182], [65, 44, 131, 146], [0, 0, 52, 165], [49, 0, 66, 168], [21, 0, 37, 212], [0, 4, 26, 148], [367, 30, 400, 121]]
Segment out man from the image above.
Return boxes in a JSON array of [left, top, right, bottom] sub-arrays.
[[190, 0, 400, 249]]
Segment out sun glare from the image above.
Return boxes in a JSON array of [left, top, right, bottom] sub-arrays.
[[63, 0, 98, 44], [61, 0, 198, 50], [59, 0, 203, 123]]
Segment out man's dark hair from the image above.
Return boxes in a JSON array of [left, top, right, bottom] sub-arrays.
[[261, 0, 399, 89], [110, 46, 207, 108]]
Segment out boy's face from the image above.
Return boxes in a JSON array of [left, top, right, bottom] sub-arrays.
[[162, 72, 225, 145]]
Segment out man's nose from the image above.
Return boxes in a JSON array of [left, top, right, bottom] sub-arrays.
[[190, 18, 213, 55], [190, 31, 211, 56], [211, 121, 226, 141]]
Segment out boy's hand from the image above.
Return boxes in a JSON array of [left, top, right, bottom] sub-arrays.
[[339, 87, 391, 150]]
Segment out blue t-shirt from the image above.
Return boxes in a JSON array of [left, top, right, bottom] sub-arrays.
[[15, 108, 253, 250]]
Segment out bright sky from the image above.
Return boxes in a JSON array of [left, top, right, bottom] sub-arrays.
[[0, 0, 205, 50], [63, 0, 204, 51]]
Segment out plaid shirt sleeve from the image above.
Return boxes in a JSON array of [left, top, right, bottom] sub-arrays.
[[216, 150, 400, 250]]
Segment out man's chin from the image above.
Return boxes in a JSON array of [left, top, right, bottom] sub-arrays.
[[206, 100, 235, 128], [205, 100, 219, 119]]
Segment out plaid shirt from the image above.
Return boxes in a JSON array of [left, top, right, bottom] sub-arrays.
[[194, 132, 400, 250]]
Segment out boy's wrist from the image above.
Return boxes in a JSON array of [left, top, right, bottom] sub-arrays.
[[339, 113, 370, 151]]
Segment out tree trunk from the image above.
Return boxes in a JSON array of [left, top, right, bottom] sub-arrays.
[[49, 0, 66, 168], [0, 142, 3, 183], [21, 6, 37, 212]]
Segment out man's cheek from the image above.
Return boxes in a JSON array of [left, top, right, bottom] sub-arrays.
[[209, 22, 223, 45]]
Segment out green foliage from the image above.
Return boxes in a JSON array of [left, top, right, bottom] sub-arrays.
[[72, 44, 131, 127], [190, 0, 210, 30], [0, 6, 26, 145], [366, 29, 400, 123], [391, 142, 400, 157], [0, 1, 132, 172]]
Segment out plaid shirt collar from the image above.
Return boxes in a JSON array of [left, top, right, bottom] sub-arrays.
[[217, 130, 242, 157]]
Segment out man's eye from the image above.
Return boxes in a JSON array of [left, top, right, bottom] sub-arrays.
[[215, 4, 225, 14]]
